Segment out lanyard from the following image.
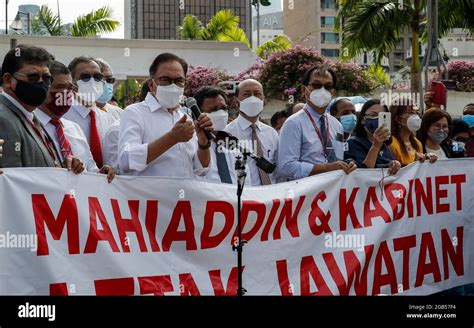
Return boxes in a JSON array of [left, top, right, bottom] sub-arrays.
[[304, 108, 330, 158]]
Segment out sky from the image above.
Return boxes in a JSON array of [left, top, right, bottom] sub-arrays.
[[2, 0, 125, 38]]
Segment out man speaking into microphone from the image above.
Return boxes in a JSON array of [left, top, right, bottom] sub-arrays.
[[118, 53, 213, 177]]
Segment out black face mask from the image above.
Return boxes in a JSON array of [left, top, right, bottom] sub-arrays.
[[13, 79, 50, 107]]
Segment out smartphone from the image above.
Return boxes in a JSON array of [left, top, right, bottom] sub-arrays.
[[379, 112, 391, 134], [431, 81, 447, 107]]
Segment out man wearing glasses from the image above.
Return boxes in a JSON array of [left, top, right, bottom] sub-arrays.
[[278, 64, 357, 181], [95, 58, 122, 121], [118, 52, 213, 177], [0, 44, 82, 171], [63, 56, 117, 169]]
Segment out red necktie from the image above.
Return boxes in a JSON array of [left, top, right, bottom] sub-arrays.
[[50, 118, 74, 160], [89, 110, 103, 168], [31, 114, 60, 166]]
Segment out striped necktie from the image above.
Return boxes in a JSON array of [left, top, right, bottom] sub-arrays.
[[51, 118, 74, 160], [251, 124, 272, 185]]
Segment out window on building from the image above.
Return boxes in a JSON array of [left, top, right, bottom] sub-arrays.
[[321, 32, 339, 44], [321, 0, 336, 10], [322, 49, 340, 57], [321, 16, 335, 27]]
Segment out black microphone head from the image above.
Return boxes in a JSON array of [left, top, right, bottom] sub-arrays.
[[185, 97, 197, 108]]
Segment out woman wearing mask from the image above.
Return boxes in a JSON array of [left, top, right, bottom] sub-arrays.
[[344, 99, 401, 175], [388, 103, 437, 166], [418, 108, 453, 159]]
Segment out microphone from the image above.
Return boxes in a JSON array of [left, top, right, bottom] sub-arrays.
[[185, 97, 214, 141], [214, 131, 276, 174]]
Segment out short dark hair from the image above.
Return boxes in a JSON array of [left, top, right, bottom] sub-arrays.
[[149, 53, 188, 76], [194, 86, 228, 108], [2, 44, 53, 76], [353, 99, 388, 138], [329, 97, 351, 116], [452, 118, 470, 136], [49, 60, 70, 77], [419, 108, 453, 145], [68, 56, 97, 78], [139, 79, 151, 102], [463, 103, 474, 115], [271, 110, 288, 128], [301, 64, 337, 88]]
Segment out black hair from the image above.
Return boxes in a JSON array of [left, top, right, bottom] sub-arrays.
[[353, 99, 388, 137], [300, 64, 337, 88], [149, 53, 188, 76], [49, 60, 70, 77], [68, 55, 97, 78], [271, 110, 288, 128], [139, 79, 151, 102], [194, 86, 229, 109], [329, 97, 351, 116], [2, 44, 53, 76], [451, 118, 470, 137]]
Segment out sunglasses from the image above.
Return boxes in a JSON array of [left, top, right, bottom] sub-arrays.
[[309, 82, 334, 90], [14, 72, 52, 84], [105, 77, 116, 84], [79, 73, 104, 82]]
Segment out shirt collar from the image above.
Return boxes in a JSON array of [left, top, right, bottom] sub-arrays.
[[34, 108, 52, 127], [304, 103, 324, 120], [237, 114, 262, 131], [71, 103, 95, 119], [3, 92, 35, 122], [145, 92, 165, 113]]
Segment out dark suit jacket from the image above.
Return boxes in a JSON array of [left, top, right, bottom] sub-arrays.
[[0, 94, 57, 168]]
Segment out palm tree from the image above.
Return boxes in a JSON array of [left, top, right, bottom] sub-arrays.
[[177, 9, 250, 47], [70, 6, 119, 37], [336, 0, 474, 92], [256, 35, 292, 59], [32, 5, 119, 37]]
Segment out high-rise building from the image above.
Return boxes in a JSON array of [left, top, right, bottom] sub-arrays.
[[283, 0, 340, 58], [125, 0, 252, 42], [252, 11, 284, 48]]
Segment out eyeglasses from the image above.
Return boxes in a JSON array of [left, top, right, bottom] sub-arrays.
[[14, 72, 52, 83], [79, 73, 104, 82], [309, 82, 334, 90], [153, 76, 186, 87], [105, 77, 116, 84]]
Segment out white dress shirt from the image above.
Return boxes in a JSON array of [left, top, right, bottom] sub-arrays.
[[3, 92, 34, 122], [224, 115, 279, 186], [35, 109, 99, 172], [103, 120, 120, 172], [118, 93, 210, 178], [278, 103, 344, 181], [199, 140, 236, 183], [63, 102, 117, 160], [103, 103, 123, 121]]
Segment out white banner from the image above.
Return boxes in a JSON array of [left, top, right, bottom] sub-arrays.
[[0, 159, 473, 295]]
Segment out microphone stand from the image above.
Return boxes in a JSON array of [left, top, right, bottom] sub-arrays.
[[233, 151, 249, 297]]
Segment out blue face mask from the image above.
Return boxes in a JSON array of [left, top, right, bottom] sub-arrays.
[[364, 117, 379, 134], [96, 82, 114, 103], [463, 114, 474, 128], [340, 114, 357, 133]]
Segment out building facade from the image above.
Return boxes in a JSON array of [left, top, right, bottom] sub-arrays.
[[125, 0, 252, 42]]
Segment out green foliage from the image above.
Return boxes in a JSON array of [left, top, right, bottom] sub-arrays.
[[70, 6, 120, 37], [256, 35, 292, 59]]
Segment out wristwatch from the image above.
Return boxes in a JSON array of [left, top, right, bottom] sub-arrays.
[[198, 140, 211, 150]]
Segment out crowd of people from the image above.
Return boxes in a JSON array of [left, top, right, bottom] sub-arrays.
[[0, 44, 473, 186]]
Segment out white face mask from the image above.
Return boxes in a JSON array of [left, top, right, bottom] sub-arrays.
[[208, 109, 229, 131], [406, 115, 422, 133], [76, 79, 104, 103], [154, 83, 184, 109], [309, 87, 332, 108], [239, 96, 264, 117]]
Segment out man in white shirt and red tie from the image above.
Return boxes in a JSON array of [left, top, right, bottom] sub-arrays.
[[118, 53, 213, 177], [224, 79, 279, 186], [36, 60, 115, 182], [63, 56, 117, 169]]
